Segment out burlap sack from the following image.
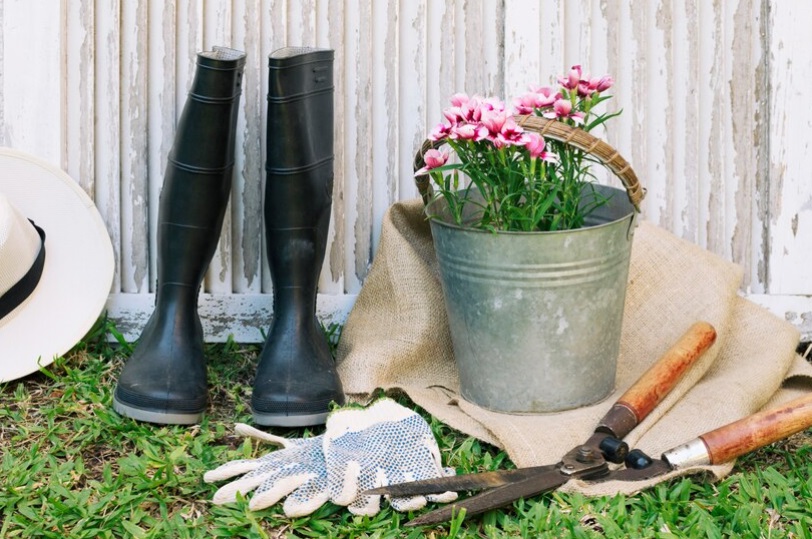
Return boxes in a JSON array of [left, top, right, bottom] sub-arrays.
[[336, 198, 812, 494]]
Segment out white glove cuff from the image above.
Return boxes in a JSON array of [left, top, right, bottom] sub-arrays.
[[325, 398, 418, 438]]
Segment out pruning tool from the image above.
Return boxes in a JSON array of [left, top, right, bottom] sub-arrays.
[[366, 321, 812, 527]]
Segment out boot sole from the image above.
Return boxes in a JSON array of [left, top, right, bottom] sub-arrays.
[[252, 410, 329, 427], [113, 396, 204, 425]]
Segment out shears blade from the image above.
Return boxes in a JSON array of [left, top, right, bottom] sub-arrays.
[[404, 468, 570, 527], [364, 464, 559, 497]]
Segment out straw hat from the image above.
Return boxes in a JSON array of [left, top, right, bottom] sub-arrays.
[[0, 148, 114, 382]]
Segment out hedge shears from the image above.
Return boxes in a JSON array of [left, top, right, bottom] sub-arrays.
[[366, 322, 812, 527]]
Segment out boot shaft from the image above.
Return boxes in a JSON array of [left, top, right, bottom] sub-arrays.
[[171, 47, 247, 172], [264, 47, 335, 290], [157, 46, 246, 290], [265, 47, 334, 178]]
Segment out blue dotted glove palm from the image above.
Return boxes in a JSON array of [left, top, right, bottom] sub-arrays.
[[324, 398, 457, 515]]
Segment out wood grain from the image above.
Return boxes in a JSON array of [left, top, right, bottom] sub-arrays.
[[702, 393, 812, 464], [599, 322, 717, 438]]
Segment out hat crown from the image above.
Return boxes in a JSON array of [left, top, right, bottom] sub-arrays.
[[0, 194, 42, 297]]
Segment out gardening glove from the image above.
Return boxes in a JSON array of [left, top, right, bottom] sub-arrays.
[[203, 423, 328, 516], [323, 398, 458, 516]]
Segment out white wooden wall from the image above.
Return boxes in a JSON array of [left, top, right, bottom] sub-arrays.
[[1, 0, 810, 342]]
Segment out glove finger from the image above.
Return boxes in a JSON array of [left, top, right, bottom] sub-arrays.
[[347, 493, 382, 516], [426, 491, 459, 504], [248, 472, 316, 511], [211, 473, 269, 505], [389, 495, 427, 512], [282, 475, 331, 517], [329, 459, 362, 506], [203, 458, 262, 483]]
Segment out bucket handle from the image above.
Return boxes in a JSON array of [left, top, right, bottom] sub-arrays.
[[414, 115, 645, 212]]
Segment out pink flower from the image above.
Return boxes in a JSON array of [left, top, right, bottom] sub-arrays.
[[493, 116, 525, 147], [415, 148, 449, 176], [595, 75, 613, 92], [480, 97, 506, 113], [524, 132, 545, 157], [553, 99, 572, 116], [450, 123, 488, 141], [480, 110, 507, 135], [513, 95, 537, 115], [449, 93, 470, 107], [578, 74, 614, 97], [524, 132, 559, 163], [543, 98, 585, 125], [558, 65, 582, 90], [443, 107, 465, 124], [513, 86, 560, 114], [429, 122, 452, 141]]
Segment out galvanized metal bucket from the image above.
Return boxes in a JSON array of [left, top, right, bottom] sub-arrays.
[[426, 184, 636, 413]]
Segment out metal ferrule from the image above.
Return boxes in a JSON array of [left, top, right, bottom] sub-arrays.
[[661, 438, 711, 469]]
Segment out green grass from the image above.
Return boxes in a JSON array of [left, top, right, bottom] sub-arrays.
[[1, 319, 811, 538]]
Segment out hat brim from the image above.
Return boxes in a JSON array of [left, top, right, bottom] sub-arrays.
[[0, 148, 114, 382]]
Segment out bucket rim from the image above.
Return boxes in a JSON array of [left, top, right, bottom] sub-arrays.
[[426, 185, 636, 236]]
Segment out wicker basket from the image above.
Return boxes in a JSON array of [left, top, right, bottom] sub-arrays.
[[414, 114, 645, 211]]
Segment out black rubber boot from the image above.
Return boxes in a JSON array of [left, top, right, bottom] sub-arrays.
[[251, 47, 345, 427], [113, 47, 246, 425]]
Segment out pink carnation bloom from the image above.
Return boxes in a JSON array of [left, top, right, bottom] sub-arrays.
[[480, 109, 507, 135], [450, 123, 488, 141], [543, 98, 585, 125], [595, 75, 614, 92], [578, 74, 614, 97], [414, 148, 449, 176], [443, 106, 465, 125], [558, 65, 582, 90], [513, 86, 560, 114], [480, 96, 506, 113], [429, 122, 452, 141], [492, 116, 525, 147], [524, 132, 559, 163], [449, 93, 470, 107]]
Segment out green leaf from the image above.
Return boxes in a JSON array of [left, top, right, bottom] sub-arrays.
[[121, 520, 147, 539]]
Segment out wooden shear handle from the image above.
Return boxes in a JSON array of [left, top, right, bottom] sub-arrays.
[[597, 321, 717, 439], [702, 393, 812, 464], [662, 392, 812, 469]]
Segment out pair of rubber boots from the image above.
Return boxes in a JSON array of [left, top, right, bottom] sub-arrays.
[[113, 46, 344, 427]]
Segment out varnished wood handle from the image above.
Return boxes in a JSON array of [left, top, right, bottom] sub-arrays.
[[597, 322, 717, 439], [701, 393, 812, 464]]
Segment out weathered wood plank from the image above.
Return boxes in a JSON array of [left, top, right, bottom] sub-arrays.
[[119, 0, 150, 293], [767, 0, 812, 295], [503, 0, 541, 100], [65, 0, 96, 198], [370, 0, 399, 253], [341, 0, 370, 293], [93, 0, 123, 292], [1, 1, 63, 164], [147, 0, 177, 293], [323, 0, 347, 294], [203, 0, 233, 294], [232, 0, 264, 294]]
